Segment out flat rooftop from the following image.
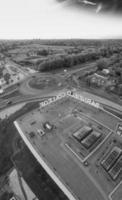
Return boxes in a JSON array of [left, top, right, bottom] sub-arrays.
[[15, 95, 121, 200]]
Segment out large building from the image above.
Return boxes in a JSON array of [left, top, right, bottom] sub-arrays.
[[101, 146, 122, 180], [14, 91, 122, 200], [73, 125, 92, 141]]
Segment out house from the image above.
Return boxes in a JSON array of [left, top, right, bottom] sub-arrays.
[[102, 68, 110, 75], [90, 73, 108, 86], [89, 71, 117, 88]]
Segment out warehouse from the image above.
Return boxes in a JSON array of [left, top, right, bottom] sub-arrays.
[[101, 146, 122, 171], [73, 125, 92, 142], [81, 131, 102, 149], [108, 155, 122, 180]]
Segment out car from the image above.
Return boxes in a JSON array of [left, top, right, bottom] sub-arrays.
[[7, 100, 12, 105]]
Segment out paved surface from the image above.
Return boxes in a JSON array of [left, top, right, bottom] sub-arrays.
[[17, 107, 108, 200], [80, 91, 122, 112]]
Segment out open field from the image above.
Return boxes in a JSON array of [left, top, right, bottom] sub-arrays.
[[15, 91, 122, 200]]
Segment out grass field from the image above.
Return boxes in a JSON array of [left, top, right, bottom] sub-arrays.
[[29, 76, 66, 90]]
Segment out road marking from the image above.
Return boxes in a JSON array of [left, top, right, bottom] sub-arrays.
[[102, 108, 122, 121], [109, 181, 122, 200], [65, 143, 84, 163], [83, 131, 112, 162]]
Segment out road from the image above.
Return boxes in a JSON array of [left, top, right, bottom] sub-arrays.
[[80, 91, 122, 112], [0, 60, 121, 118], [19, 79, 122, 113]]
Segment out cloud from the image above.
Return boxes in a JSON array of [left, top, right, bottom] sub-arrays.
[[55, 0, 122, 13], [0, 0, 121, 39]]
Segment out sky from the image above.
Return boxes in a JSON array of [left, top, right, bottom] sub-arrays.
[[0, 0, 122, 39]]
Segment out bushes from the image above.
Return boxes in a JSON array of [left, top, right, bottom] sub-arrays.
[[0, 102, 39, 176], [96, 58, 109, 71], [0, 119, 15, 176], [0, 192, 13, 200]]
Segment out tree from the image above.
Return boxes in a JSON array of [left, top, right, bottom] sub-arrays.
[[37, 49, 49, 56], [3, 73, 11, 84], [118, 84, 122, 96], [97, 58, 108, 71], [0, 67, 4, 78]]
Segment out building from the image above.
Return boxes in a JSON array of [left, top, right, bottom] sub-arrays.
[[116, 124, 122, 136], [89, 72, 117, 89], [81, 131, 102, 149], [13, 93, 112, 200], [101, 146, 122, 171], [90, 73, 108, 86], [109, 155, 122, 180], [73, 125, 92, 142], [102, 69, 110, 75], [37, 129, 45, 136]]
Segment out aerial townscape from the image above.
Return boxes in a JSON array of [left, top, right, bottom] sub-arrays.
[[0, 39, 122, 200]]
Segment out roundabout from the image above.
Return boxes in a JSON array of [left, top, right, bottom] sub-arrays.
[[29, 76, 66, 90]]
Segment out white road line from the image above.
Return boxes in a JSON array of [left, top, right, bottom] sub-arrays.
[[77, 112, 113, 132], [65, 143, 84, 163], [102, 108, 122, 121], [83, 131, 112, 162], [109, 181, 122, 200]]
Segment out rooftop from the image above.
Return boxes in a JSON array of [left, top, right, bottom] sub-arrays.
[[14, 94, 121, 200]]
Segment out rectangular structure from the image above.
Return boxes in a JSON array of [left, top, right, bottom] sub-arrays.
[[13, 95, 112, 200], [109, 155, 122, 180], [73, 125, 92, 142], [101, 146, 122, 171], [81, 131, 102, 149]]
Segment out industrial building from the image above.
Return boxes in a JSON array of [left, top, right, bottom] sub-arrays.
[[73, 125, 92, 142], [81, 131, 102, 149], [101, 146, 122, 181], [116, 124, 122, 136], [101, 146, 122, 171], [73, 125, 102, 149], [109, 155, 122, 180]]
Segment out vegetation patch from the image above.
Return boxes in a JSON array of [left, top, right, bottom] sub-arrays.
[[0, 102, 39, 176]]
